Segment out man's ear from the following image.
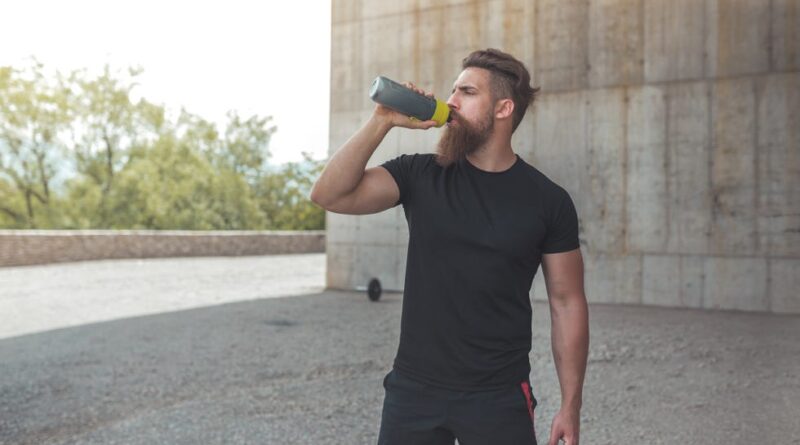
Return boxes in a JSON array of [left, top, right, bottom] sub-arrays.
[[495, 98, 514, 120]]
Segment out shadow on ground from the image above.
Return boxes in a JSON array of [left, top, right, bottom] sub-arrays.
[[1, 290, 798, 445]]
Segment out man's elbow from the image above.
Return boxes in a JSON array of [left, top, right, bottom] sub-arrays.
[[309, 185, 329, 208], [549, 291, 588, 311], [308, 189, 321, 206]]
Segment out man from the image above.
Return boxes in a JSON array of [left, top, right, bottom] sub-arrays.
[[310, 48, 588, 445]]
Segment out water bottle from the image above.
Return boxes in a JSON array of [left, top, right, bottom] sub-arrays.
[[369, 76, 451, 127]]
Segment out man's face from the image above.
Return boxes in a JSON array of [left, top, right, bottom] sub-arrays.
[[435, 68, 496, 167]]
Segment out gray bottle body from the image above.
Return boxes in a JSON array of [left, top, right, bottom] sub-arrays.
[[369, 76, 450, 127]]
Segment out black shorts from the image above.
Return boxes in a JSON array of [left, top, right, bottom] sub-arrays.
[[377, 368, 538, 445]]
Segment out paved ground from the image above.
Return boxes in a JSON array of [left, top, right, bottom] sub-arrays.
[[0, 254, 326, 339], [0, 255, 798, 444]]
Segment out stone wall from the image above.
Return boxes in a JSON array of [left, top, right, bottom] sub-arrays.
[[0, 230, 325, 267], [328, 0, 799, 313]]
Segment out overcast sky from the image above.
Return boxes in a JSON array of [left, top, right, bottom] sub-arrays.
[[0, 0, 332, 165]]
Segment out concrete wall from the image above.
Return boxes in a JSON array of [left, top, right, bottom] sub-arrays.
[[328, 0, 800, 313], [0, 230, 325, 267]]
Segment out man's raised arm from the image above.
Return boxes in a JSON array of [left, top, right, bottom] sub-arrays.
[[309, 82, 438, 214]]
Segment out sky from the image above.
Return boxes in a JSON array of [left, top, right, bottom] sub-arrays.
[[0, 0, 332, 165]]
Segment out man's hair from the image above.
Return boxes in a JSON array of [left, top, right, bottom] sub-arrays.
[[461, 48, 540, 133]]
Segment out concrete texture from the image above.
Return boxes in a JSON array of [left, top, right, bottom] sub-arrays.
[[0, 230, 325, 267], [644, 0, 706, 82], [1, 256, 798, 444], [327, 0, 800, 314]]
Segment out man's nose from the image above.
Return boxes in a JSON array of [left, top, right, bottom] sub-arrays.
[[446, 94, 458, 110]]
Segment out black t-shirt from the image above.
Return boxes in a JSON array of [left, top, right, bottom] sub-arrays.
[[380, 152, 580, 391]]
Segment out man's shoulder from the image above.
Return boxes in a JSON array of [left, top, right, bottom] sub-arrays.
[[407, 152, 437, 162], [385, 152, 437, 171], [388, 152, 436, 162], [516, 158, 569, 197]]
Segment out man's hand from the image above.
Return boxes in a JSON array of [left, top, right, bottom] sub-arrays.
[[372, 81, 440, 130], [548, 407, 580, 445]]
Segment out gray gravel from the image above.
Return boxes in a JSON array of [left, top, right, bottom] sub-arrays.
[[0, 255, 798, 444]]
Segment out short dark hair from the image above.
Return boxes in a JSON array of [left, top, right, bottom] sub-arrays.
[[461, 48, 540, 133]]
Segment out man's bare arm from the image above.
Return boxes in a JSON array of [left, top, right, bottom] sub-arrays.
[[309, 114, 393, 208], [541, 247, 588, 445], [309, 82, 438, 211]]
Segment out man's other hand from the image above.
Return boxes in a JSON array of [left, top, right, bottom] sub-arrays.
[[547, 407, 580, 445]]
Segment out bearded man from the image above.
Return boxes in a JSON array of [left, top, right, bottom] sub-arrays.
[[311, 48, 589, 445]]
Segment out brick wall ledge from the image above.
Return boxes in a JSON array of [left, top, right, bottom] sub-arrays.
[[0, 230, 326, 267]]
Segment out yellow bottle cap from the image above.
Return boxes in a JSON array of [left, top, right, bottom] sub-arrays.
[[431, 99, 450, 127]]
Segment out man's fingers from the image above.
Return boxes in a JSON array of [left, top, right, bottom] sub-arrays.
[[401, 84, 438, 128], [552, 430, 578, 445], [547, 430, 562, 445], [403, 81, 432, 98], [403, 81, 419, 93], [406, 116, 438, 129]]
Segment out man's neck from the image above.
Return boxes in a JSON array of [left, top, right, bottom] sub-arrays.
[[466, 139, 516, 172]]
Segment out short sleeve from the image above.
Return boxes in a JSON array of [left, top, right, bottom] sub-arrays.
[[380, 153, 417, 207], [541, 187, 580, 254]]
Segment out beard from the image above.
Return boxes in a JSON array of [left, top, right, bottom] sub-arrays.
[[435, 109, 494, 168]]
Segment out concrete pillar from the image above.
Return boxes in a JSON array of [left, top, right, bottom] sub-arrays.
[[328, 0, 799, 313]]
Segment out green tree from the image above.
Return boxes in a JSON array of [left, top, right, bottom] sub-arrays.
[[1, 61, 322, 231], [216, 111, 276, 185], [0, 176, 26, 226], [104, 136, 264, 229], [67, 64, 164, 226], [256, 151, 325, 230], [0, 61, 70, 228]]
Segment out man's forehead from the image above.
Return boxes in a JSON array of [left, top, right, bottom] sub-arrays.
[[452, 81, 479, 90], [452, 68, 490, 90]]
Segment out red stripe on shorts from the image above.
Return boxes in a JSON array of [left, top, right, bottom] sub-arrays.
[[520, 381, 536, 431]]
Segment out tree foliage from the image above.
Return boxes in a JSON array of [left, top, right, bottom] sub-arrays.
[[0, 61, 325, 231], [256, 151, 325, 230]]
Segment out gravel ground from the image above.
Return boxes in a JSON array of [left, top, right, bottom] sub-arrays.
[[0, 256, 798, 444]]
